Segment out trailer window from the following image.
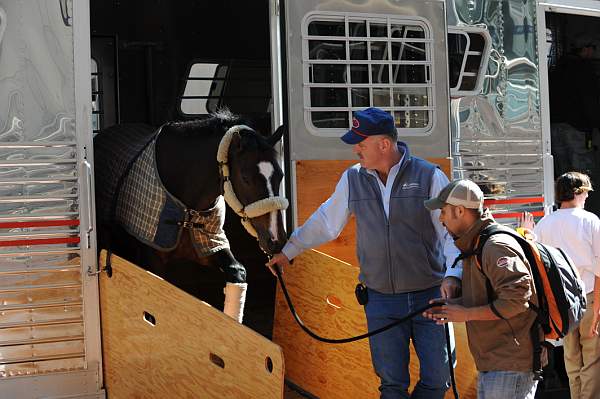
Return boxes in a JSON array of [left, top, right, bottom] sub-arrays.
[[91, 58, 102, 133], [180, 63, 226, 115], [303, 14, 435, 136], [448, 27, 491, 97], [179, 61, 270, 116]]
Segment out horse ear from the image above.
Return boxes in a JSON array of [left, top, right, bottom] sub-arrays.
[[265, 125, 286, 147]]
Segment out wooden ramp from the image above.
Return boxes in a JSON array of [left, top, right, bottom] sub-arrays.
[[99, 251, 284, 398], [273, 249, 477, 398]]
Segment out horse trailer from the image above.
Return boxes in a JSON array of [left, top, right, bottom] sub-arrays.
[[0, 0, 599, 398]]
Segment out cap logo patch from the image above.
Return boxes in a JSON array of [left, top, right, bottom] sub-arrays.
[[352, 117, 360, 129], [496, 257, 510, 268]]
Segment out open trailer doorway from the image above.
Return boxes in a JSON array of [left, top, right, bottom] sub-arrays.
[[545, 11, 600, 215], [89, 0, 279, 339], [535, 4, 600, 398]]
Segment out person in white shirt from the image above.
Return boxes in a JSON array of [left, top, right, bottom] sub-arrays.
[[521, 171, 600, 399], [266, 107, 461, 399]]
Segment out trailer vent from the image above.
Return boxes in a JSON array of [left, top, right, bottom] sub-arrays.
[[179, 60, 270, 117], [448, 26, 491, 97], [302, 13, 436, 136]]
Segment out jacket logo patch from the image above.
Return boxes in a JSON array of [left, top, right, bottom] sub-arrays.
[[401, 183, 420, 190], [497, 257, 510, 268]]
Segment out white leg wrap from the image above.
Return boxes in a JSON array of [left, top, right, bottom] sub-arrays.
[[223, 282, 247, 323]]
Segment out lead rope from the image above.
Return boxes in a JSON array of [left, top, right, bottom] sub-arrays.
[[274, 266, 459, 398], [445, 322, 460, 399]]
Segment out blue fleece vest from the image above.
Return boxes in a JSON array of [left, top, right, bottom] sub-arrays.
[[347, 143, 445, 293]]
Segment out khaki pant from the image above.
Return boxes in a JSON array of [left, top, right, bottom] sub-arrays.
[[564, 293, 600, 399]]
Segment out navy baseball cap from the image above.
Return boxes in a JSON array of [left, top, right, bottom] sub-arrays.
[[341, 107, 396, 145]]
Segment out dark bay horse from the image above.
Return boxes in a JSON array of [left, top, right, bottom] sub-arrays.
[[94, 110, 288, 322]]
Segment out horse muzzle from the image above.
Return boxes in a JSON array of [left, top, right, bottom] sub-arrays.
[[255, 225, 287, 255], [265, 238, 285, 255]]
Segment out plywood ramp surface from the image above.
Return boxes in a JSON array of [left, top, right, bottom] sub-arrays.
[[273, 249, 477, 399], [99, 251, 284, 399]]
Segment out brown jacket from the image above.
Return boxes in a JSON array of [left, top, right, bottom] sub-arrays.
[[454, 210, 539, 372]]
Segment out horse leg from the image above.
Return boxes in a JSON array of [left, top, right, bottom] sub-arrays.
[[223, 281, 247, 323], [206, 249, 248, 323]]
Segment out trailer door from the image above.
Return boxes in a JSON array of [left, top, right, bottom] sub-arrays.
[[537, 0, 600, 212], [277, 0, 450, 163], [0, 1, 103, 397], [272, 0, 451, 230], [270, 1, 461, 398]]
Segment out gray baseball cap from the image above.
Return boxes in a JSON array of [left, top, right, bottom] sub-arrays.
[[424, 179, 484, 210]]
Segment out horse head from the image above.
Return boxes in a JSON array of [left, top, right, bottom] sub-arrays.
[[227, 125, 288, 255]]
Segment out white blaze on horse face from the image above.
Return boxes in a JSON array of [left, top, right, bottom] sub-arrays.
[[258, 161, 275, 196], [258, 161, 278, 241]]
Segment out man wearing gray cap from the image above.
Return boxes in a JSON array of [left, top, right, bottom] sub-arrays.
[[423, 179, 540, 398], [267, 108, 461, 398]]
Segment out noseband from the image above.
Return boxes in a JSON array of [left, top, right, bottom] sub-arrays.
[[216, 125, 289, 238]]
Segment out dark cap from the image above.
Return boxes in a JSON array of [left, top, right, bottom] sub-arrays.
[[340, 107, 396, 145]]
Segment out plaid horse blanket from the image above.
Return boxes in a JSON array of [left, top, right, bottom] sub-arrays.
[[94, 124, 229, 255]]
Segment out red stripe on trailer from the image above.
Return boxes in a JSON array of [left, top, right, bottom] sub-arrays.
[[0, 237, 81, 247], [492, 211, 545, 219], [484, 197, 544, 205], [0, 220, 80, 229]]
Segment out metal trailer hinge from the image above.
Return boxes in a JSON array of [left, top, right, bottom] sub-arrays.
[[59, 0, 73, 26], [87, 264, 112, 278], [87, 265, 104, 276]]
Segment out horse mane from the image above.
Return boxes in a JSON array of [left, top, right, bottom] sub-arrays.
[[166, 109, 255, 138]]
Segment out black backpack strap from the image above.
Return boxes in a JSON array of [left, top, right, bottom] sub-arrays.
[[530, 321, 544, 380], [448, 225, 499, 307], [454, 224, 528, 300], [449, 224, 502, 269], [474, 225, 526, 266], [470, 226, 513, 310], [450, 251, 474, 268]]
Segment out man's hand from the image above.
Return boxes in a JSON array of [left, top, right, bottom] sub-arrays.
[[518, 211, 535, 231], [265, 252, 291, 276], [441, 276, 461, 299], [423, 301, 471, 325]]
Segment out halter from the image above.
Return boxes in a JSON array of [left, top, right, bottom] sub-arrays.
[[216, 125, 288, 238]]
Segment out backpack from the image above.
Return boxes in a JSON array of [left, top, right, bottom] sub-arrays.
[[473, 224, 586, 339], [455, 224, 587, 377]]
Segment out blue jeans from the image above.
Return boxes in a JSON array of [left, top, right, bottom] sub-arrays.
[[365, 286, 451, 399], [477, 371, 538, 399]]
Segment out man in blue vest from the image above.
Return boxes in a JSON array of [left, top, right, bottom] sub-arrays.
[[267, 107, 461, 399]]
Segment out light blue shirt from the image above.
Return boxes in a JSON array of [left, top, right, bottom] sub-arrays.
[[283, 155, 462, 280]]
